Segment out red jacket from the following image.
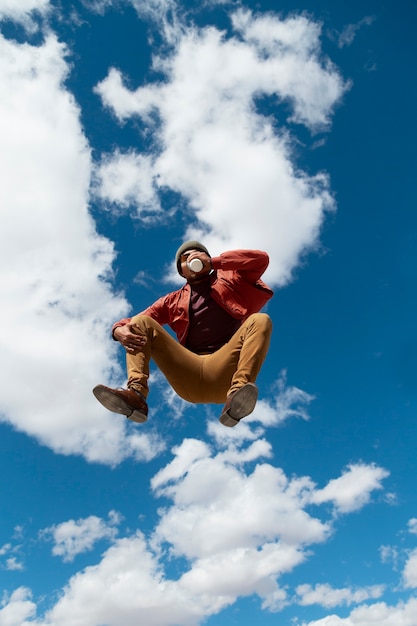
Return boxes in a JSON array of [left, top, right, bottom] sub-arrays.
[[112, 250, 273, 345]]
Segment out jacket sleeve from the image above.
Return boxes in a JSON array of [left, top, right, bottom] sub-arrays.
[[112, 317, 132, 338], [210, 250, 269, 283], [111, 296, 170, 338]]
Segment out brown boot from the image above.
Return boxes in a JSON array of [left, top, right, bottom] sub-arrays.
[[219, 383, 258, 427], [93, 385, 148, 423]]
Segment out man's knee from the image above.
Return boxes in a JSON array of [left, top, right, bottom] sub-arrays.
[[130, 314, 160, 332], [248, 312, 272, 335]]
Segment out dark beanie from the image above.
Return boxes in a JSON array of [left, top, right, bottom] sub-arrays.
[[175, 240, 210, 274]]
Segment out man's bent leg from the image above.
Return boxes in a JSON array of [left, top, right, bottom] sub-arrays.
[[195, 313, 271, 426], [228, 313, 272, 395], [127, 315, 204, 403], [201, 313, 272, 403], [93, 316, 203, 420], [215, 313, 272, 427]]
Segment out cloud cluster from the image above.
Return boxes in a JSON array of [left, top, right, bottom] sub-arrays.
[[94, 8, 349, 285], [0, 29, 163, 463], [0, 587, 37, 625], [297, 597, 417, 626], [311, 463, 389, 514], [330, 15, 376, 49], [43, 511, 121, 562], [0, 440, 391, 626], [0, 0, 49, 28], [295, 582, 385, 608]]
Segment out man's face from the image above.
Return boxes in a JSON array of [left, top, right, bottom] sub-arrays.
[[179, 249, 211, 282]]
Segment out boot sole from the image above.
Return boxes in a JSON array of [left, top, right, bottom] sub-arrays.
[[219, 383, 258, 427], [92, 385, 148, 423]]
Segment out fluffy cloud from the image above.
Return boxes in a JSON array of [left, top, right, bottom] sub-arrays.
[[0, 588, 36, 626], [403, 548, 417, 589], [0, 542, 24, 572], [408, 518, 417, 535], [0, 0, 49, 21], [296, 597, 417, 626], [0, 32, 163, 464], [292, 518, 417, 625], [250, 369, 315, 427], [41, 533, 207, 626], [0, 440, 389, 625], [295, 582, 385, 608], [331, 16, 376, 49], [43, 511, 121, 562], [150, 447, 389, 566], [94, 151, 161, 218], [94, 9, 349, 286], [5, 557, 24, 571], [311, 463, 389, 513]]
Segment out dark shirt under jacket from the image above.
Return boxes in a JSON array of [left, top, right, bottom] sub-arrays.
[[185, 278, 241, 354]]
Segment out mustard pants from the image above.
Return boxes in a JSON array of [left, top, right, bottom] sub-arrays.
[[126, 313, 272, 404]]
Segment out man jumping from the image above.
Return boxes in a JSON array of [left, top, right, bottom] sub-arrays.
[[93, 241, 273, 427]]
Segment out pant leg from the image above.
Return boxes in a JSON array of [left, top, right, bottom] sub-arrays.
[[126, 315, 204, 402], [126, 312, 272, 405], [199, 313, 273, 404]]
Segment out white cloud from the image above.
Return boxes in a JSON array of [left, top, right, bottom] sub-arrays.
[[43, 511, 121, 562], [408, 518, 417, 535], [380, 544, 400, 570], [403, 548, 417, 589], [331, 16, 376, 49], [151, 444, 329, 559], [0, 587, 36, 626], [94, 9, 349, 286], [0, 543, 11, 556], [206, 371, 314, 447], [311, 463, 390, 514], [0, 0, 50, 31], [0, 543, 24, 572], [83, 0, 182, 44], [252, 370, 315, 427], [296, 597, 417, 626], [379, 518, 417, 587], [296, 582, 385, 608], [94, 150, 161, 218], [0, 32, 164, 464], [0, 0, 48, 10], [40, 533, 212, 626], [5, 557, 24, 572], [0, 437, 391, 625], [177, 542, 297, 613], [151, 438, 211, 489], [79, 0, 113, 14], [231, 9, 346, 128], [130, 0, 183, 45]]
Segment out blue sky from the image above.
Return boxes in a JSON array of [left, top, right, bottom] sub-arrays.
[[0, 0, 416, 624]]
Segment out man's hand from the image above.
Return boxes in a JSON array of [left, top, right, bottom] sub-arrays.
[[186, 251, 212, 273], [113, 324, 147, 354]]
